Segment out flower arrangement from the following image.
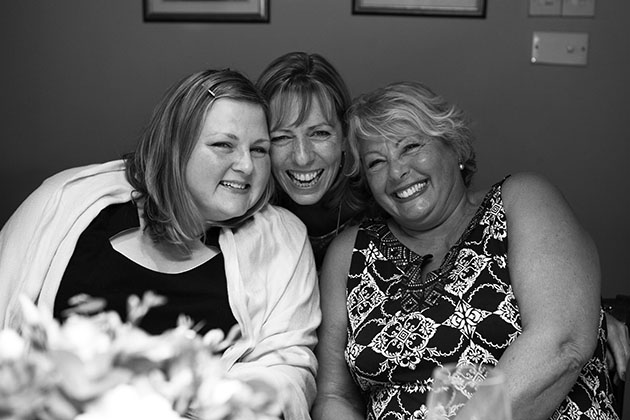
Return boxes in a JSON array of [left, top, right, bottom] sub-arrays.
[[0, 292, 282, 420]]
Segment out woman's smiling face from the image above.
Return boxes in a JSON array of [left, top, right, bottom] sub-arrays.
[[269, 96, 344, 206], [185, 98, 271, 223], [360, 135, 464, 232]]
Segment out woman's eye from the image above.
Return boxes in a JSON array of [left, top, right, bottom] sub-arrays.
[[312, 130, 331, 138], [366, 159, 385, 170], [212, 142, 233, 150], [270, 134, 292, 144], [251, 146, 269, 156], [402, 143, 422, 153]]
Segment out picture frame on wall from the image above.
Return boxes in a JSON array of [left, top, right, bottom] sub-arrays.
[[143, 0, 269, 22], [353, 0, 486, 17]]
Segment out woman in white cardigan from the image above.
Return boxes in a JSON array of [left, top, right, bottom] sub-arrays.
[[0, 68, 320, 419]]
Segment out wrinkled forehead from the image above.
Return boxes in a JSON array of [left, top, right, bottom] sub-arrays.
[[268, 88, 337, 131]]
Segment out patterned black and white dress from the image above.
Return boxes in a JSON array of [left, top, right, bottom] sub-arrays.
[[344, 179, 618, 420]]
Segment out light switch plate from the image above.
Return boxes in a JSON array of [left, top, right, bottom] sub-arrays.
[[529, 0, 562, 16], [531, 32, 589, 66], [562, 0, 596, 16]]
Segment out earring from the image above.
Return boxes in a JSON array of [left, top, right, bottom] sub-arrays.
[[459, 162, 464, 171]]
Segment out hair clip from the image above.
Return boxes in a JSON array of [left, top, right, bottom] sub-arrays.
[[202, 81, 217, 97]]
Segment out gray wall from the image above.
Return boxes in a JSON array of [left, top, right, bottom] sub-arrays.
[[1, 1, 628, 297]]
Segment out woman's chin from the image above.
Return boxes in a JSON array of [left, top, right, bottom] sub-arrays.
[[285, 189, 327, 206]]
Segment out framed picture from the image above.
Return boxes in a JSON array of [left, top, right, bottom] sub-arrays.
[[353, 0, 486, 17], [143, 0, 269, 22]]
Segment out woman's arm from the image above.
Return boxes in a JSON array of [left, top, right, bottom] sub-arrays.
[[311, 226, 365, 420], [224, 207, 321, 420], [0, 161, 131, 328], [495, 172, 602, 420], [604, 312, 629, 381]]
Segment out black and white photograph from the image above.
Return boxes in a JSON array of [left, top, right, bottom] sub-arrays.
[[1, 1, 628, 419]]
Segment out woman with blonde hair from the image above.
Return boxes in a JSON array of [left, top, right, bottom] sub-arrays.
[[313, 81, 619, 419]]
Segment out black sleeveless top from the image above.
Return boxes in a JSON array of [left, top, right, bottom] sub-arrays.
[[53, 202, 237, 336], [345, 179, 618, 420]]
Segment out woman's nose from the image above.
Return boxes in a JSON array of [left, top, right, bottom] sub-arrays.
[[232, 149, 254, 174], [292, 136, 314, 166], [388, 158, 409, 179]]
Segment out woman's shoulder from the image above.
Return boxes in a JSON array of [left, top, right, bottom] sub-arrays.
[[500, 172, 562, 203], [259, 203, 306, 225], [495, 172, 572, 220], [41, 160, 127, 190], [323, 224, 359, 265], [249, 204, 310, 240], [333, 223, 360, 247], [319, 223, 359, 289], [10, 160, 128, 220]]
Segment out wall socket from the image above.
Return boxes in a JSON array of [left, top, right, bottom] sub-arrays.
[[529, 0, 595, 16], [531, 32, 589, 66], [529, 0, 562, 16], [562, 0, 596, 16]]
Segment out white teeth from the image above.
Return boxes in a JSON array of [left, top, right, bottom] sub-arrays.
[[288, 170, 320, 182], [395, 181, 426, 199], [287, 170, 323, 188], [221, 181, 247, 190]]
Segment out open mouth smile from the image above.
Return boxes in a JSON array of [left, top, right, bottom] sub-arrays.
[[393, 180, 427, 199], [286, 169, 324, 188], [220, 180, 249, 191]]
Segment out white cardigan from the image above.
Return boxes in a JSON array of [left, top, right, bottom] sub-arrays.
[[0, 160, 321, 419]]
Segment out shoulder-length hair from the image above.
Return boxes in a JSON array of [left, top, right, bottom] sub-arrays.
[[256, 51, 368, 212], [346, 81, 477, 188], [124, 68, 273, 250]]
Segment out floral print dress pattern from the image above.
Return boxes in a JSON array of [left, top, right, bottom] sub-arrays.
[[344, 179, 618, 420]]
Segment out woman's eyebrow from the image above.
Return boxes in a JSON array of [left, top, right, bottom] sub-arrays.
[[254, 137, 271, 144], [309, 122, 333, 129], [203, 131, 239, 140]]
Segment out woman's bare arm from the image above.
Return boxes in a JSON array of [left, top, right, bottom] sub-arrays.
[[311, 225, 365, 420], [494, 172, 602, 420]]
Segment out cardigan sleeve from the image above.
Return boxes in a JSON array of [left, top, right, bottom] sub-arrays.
[[0, 172, 58, 327], [0, 161, 132, 328], [222, 205, 321, 420]]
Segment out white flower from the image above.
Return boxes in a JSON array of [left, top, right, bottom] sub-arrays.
[[1, 293, 284, 420], [76, 382, 185, 420], [0, 351, 56, 419], [53, 315, 116, 362], [114, 323, 197, 363], [0, 329, 26, 360]]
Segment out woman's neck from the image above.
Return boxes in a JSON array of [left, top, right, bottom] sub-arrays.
[[389, 189, 483, 257], [282, 197, 357, 237], [111, 202, 219, 273]]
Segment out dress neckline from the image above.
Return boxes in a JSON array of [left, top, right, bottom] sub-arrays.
[[363, 180, 505, 313], [367, 179, 505, 285]]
